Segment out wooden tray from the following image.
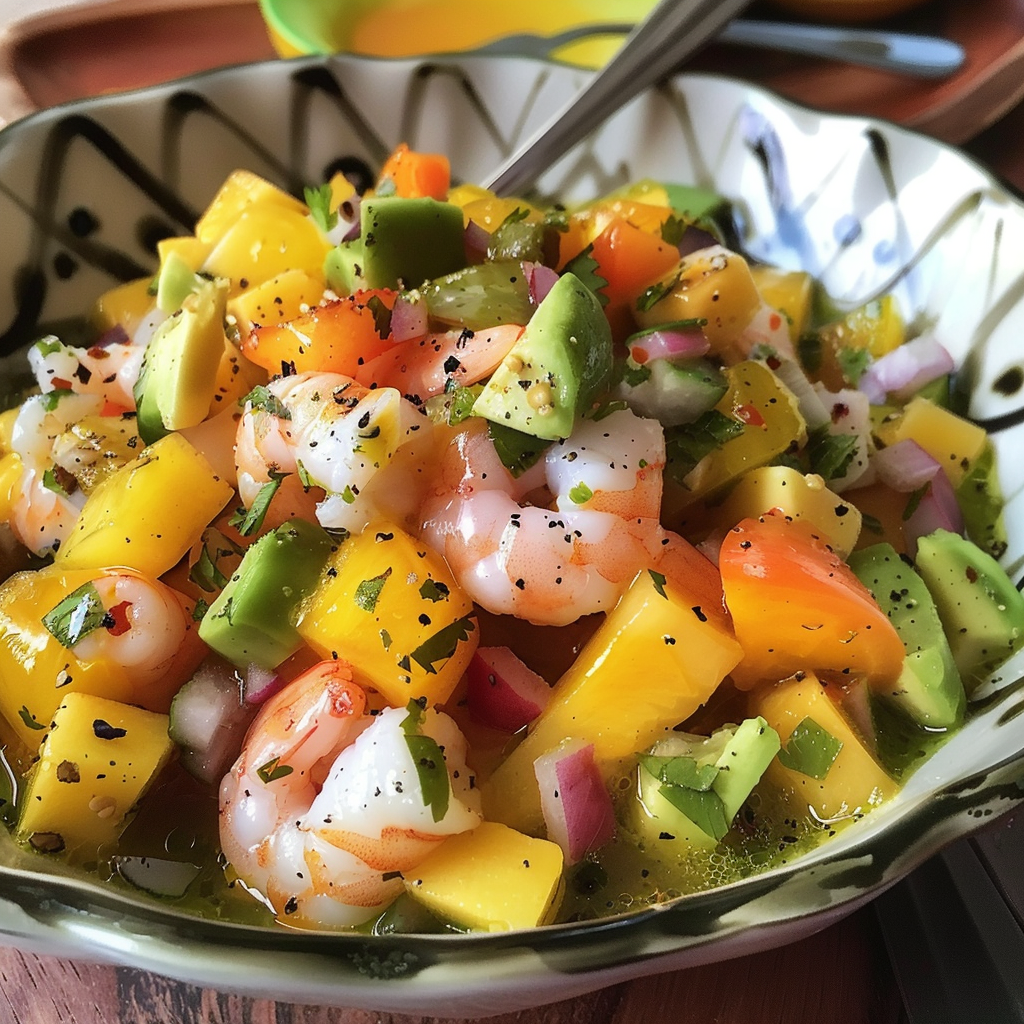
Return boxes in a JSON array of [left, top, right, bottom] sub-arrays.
[[0, 0, 1023, 144]]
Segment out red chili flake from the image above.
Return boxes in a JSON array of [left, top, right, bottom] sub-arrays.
[[631, 346, 649, 365], [768, 312, 782, 332], [735, 404, 765, 428], [106, 601, 133, 636], [831, 402, 850, 424], [50, 376, 74, 391]]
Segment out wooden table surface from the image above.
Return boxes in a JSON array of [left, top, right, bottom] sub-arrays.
[[0, 2, 1022, 1021]]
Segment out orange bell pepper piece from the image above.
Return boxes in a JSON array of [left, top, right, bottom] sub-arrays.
[[720, 511, 905, 689], [589, 217, 679, 315], [241, 289, 397, 376], [376, 143, 451, 201]]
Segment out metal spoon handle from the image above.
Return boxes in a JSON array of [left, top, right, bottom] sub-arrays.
[[723, 19, 966, 78], [484, 0, 752, 197]]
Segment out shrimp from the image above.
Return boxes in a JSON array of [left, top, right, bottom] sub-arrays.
[[235, 371, 435, 535], [69, 572, 191, 685], [28, 334, 146, 411], [7, 391, 105, 557], [421, 409, 669, 626], [219, 659, 482, 928]]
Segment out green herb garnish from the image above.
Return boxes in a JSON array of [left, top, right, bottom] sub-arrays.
[[355, 568, 392, 613], [304, 182, 338, 234], [776, 717, 843, 780], [410, 615, 476, 675], [42, 582, 108, 648]]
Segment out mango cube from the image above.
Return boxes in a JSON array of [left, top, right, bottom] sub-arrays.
[[403, 822, 563, 931], [18, 693, 174, 857], [298, 521, 478, 707]]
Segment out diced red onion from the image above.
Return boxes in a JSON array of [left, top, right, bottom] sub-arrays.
[[859, 335, 955, 405], [93, 323, 131, 349], [390, 293, 429, 343], [464, 220, 491, 264], [243, 662, 286, 706], [903, 468, 965, 557], [676, 225, 720, 258], [534, 740, 616, 865], [872, 439, 942, 493], [628, 328, 709, 365], [524, 261, 559, 305], [465, 647, 550, 733], [337, 194, 362, 244]]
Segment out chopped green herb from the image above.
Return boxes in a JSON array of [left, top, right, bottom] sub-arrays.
[[34, 337, 64, 357], [410, 615, 476, 675], [400, 700, 450, 823], [836, 345, 871, 385], [648, 570, 668, 599], [488, 422, 552, 478], [776, 717, 843, 780], [42, 582, 107, 648], [41, 466, 71, 498], [304, 182, 338, 235], [242, 385, 291, 419], [659, 214, 688, 246], [366, 294, 392, 339], [619, 359, 652, 388], [231, 472, 287, 536], [41, 389, 75, 413], [636, 271, 681, 314], [256, 757, 294, 784], [805, 426, 859, 482], [380, 628, 393, 651], [902, 483, 930, 522], [665, 410, 744, 484], [355, 568, 392, 613], [562, 244, 609, 307], [638, 753, 729, 840], [418, 579, 450, 603], [19, 706, 45, 732], [191, 598, 209, 621], [296, 460, 314, 491], [340, 485, 357, 505], [568, 482, 594, 505]]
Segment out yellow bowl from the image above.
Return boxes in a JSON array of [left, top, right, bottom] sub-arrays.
[[257, 0, 657, 68]]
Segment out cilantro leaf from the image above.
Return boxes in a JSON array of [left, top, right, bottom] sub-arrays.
[[805, 426, 859, 482], [304, 182, 338, 234], [648, 570, 668, 599], [242, 385, 291, 419], [418, 579, 450, 603], [42, 582, 108, 648], [400, 699, 450, 823], [487, 422, 552, 478], [256, 757, 294, 784], [562, 244, 609, 307], [836, 345, 871, 385], [19, 706, 45, 732], [665, 410, 744, 484], [410, 615, 476, 675], [568, 482, 593, 505], [231, 472, 287, 537], [354, 568, 392, 613]]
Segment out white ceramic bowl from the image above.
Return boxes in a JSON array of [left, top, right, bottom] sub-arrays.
[[0, 53, 1022, 1018]]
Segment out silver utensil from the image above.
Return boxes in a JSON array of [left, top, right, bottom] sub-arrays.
[[484, 0, 753, 197], [475, 20, 966, 80]]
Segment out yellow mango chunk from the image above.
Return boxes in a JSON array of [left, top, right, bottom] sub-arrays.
[[874, 396, 987, 488], [203, 205, 329, 293], [677, 361, 807, 507], [752, 671, 897, 825], [56, 433, 232, 577], [483, 568, 742, 834], [635, 247, 761, 352], [17, 693, 173, 858], [91, 277, 156, 337], [195, 169, 306, 246], [157, 235, 213, 273], [403, 822, 563, 931], [298, 521, 478, 707], [0, 452, 22, 521], [0, 565, 198, 748], [0, 408, 18, 455], [716, 465, 862, 558], [750, 265, 813, 344], [230, 268, 326, 335]]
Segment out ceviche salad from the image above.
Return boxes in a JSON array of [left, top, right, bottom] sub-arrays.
[[0, 145, 1020, 932]]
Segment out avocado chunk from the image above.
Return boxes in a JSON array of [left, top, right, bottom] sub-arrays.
[[915, 529, 1024, 690], [323, 239, 367, 296], [134, 278, 228, 445], [849, 543, 965, 729], [956, 440, 1008, 560], [633, 717, 780, 850], [199, 518, 336, 670], [357, 196, 466, 289], [154, 249, 204, 314], [471, 272, 613, 441]]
